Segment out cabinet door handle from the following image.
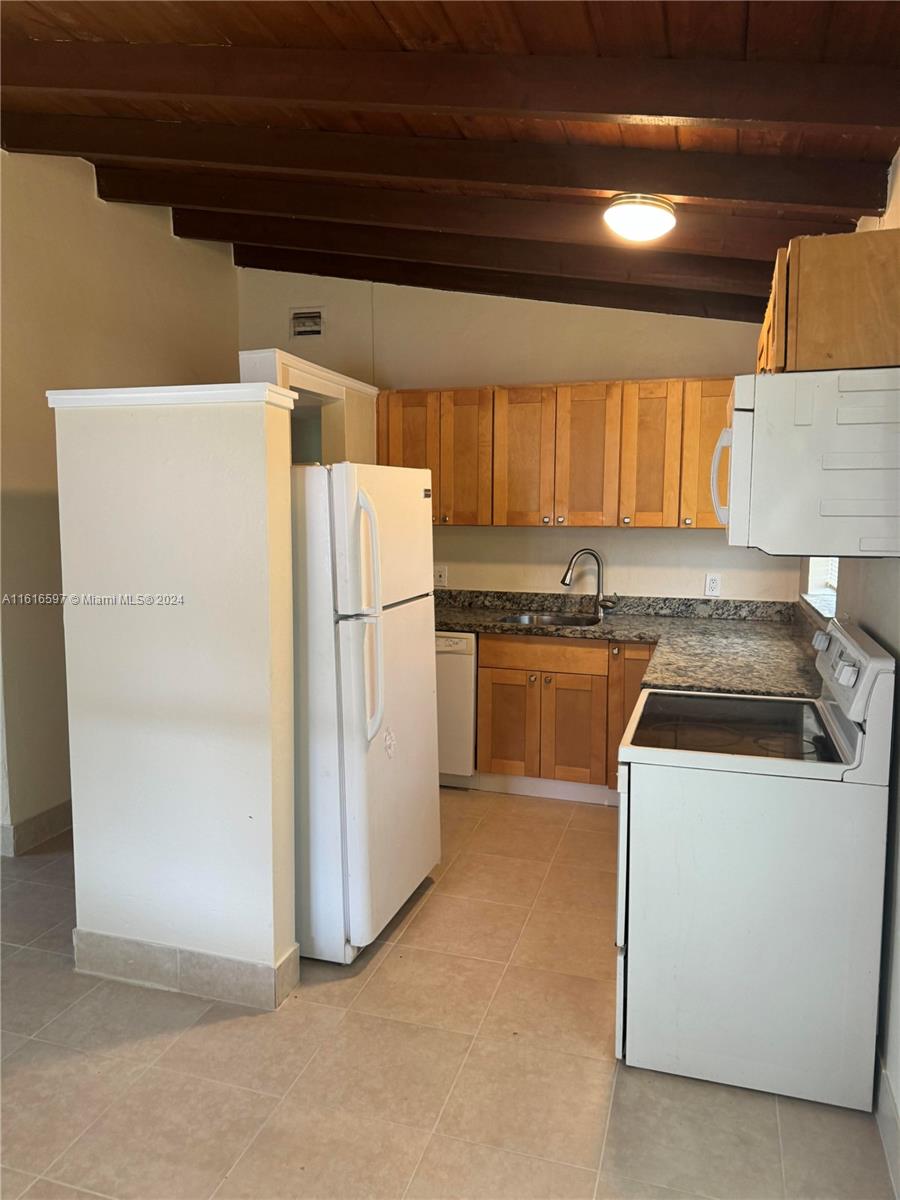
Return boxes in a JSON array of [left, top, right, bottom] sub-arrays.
[[612, 646, 620, 656], [556, 516, 565, 524], [542, 516, 551, 524], [441, 514, 449, 523], [528, 674, 537, 684], [683, 517, 693, 526], [544, 675, 552, 684], [622, 516, 632, 525]]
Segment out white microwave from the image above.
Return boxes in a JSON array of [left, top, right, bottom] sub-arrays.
[[713, 368, 900, 557]]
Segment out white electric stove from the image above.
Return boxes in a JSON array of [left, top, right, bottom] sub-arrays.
[[616, 620, 894, 1111]]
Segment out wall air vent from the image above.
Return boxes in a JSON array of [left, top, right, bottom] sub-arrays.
[[290, 308, 324, 338]]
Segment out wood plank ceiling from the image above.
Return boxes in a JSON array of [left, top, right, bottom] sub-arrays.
[[3, 0, 900, 322]]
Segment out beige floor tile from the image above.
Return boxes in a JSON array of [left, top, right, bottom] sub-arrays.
[[491, 795, 574, 828], [38, 979, 211, 1064], [440, 814, 482, 861], [376, 881, 435, 943], [440, 788, 494, 822], [437, 852, 548, 908], [352, 945, 503, 1034], [569, 803, 619, 834], [595, 1169, 701, 1199], [603, 1066, 783, 1200], [1, 1039, 144, 1175], [292, 939, 389, 1009], [157, 993, 343, 1095], [1, 948, 98, 1036], [536, 862, 618, 917], [1, 882, 75, 948], [27, 923, 75, 957], [482, 965, 616, 1060], [216, 1098, 428, 1199], [512, 909, 616, 981], [400, 894, 527, 962], [778, 1095, 893, 1200], [48, 1066, 275, 1200], [294, 1010, 471, 1129], [555, 829, 617, 871], [21, 1182, 104, 1199], [0, 1168, 36, 1200], [31, 857, 75, 890], [440, 1036, 614, 1169], [408, 1134, 597, 1199], [467, 814, 564, 862], [1, 1030, 29, 1061]]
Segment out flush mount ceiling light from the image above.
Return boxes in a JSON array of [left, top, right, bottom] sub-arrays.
[[603, 193, 677, 242]]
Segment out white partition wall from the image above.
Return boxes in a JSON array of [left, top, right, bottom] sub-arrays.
[[50, 383, 297, 1008]]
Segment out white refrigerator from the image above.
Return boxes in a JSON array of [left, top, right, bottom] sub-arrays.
[[292, 462, 441, 963]]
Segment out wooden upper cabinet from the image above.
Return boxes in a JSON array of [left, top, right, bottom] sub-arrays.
[[540, 672, 608, 785], [493, 386, 556, 526], [377, 390, 441, 523], [439, 389, 493, 526], [680, 378, 732, 530], [619, 379, 684, 527], [554, 382, 621, 527]]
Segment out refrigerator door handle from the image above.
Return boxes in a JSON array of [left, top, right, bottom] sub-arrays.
[[361, 614, 386, 742], [710, 427, 732, 526], [358, 488, 383, 617]]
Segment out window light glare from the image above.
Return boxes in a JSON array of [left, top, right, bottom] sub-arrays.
[[603, 193, 677, 242]]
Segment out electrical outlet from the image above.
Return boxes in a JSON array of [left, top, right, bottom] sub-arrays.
[[704, 572, 722, 598], [434, 563, 448, 589]]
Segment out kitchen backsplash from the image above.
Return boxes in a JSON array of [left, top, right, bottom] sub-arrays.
[[435, 588, 796, 624]]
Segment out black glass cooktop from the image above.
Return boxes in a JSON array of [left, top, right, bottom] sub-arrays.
[[631, 693, 840, 762]]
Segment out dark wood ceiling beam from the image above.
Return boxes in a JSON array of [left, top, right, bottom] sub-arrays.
[[231, 244, 765, 324], [172, 208, 772, 297], [0, 112, 886, 215], [95, 168, 852, 263], [3, 41, 898, 135]]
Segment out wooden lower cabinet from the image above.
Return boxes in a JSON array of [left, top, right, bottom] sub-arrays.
[[477, 667, 541, 777], [606, 642, 653, 790], [476, 634, 613, 787], [540, 672, 608, 785]]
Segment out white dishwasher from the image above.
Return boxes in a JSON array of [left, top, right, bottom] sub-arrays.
[[435, 632, 476, 777]]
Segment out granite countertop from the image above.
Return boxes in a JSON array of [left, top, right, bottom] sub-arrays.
[[434, 591, 820, 699]]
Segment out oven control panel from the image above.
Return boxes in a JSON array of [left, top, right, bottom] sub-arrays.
[[815, 620, 893, 723]]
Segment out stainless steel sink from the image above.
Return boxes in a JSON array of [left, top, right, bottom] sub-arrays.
[[499, 612, 600, 627]]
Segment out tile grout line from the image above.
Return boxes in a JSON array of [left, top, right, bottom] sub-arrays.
[[775, 1094, 788, 1200], [593, 1058, 620, 1200], [399, 797, 580, 1198]]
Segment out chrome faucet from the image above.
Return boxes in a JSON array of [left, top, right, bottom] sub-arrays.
[[560, 548, 616, 620]]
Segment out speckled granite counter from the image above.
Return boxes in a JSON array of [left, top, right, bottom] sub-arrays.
[[435, 592, 820, 699]]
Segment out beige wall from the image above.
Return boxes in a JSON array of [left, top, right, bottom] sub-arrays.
[[238, 266, 799, 602], [1, 151, 239, 838]]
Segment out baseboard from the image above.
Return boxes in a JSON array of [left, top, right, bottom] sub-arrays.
[[440, 771, 619, 807], [877, 1058, 900, 1198], [74, 928, 300, 1011], [0, 799, 72, 857]]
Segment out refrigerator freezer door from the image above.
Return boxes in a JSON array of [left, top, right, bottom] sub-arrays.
[[337, 594, 441, 948], [331, 463, 434, 614]]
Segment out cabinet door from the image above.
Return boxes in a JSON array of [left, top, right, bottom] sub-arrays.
[[493, 386, 556, 526], [606, 643, 652, 790], [477, 667, 540, 777], [540, 673, 608, 786], [680, 378, 732, 530], [439, 388, 493, 526], [380, 390, 441, 523], [619, 379, 683, 527], [554, 382, 621, 527]]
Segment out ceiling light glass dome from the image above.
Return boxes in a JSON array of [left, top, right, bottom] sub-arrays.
[[603, 193, 677, 242]]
